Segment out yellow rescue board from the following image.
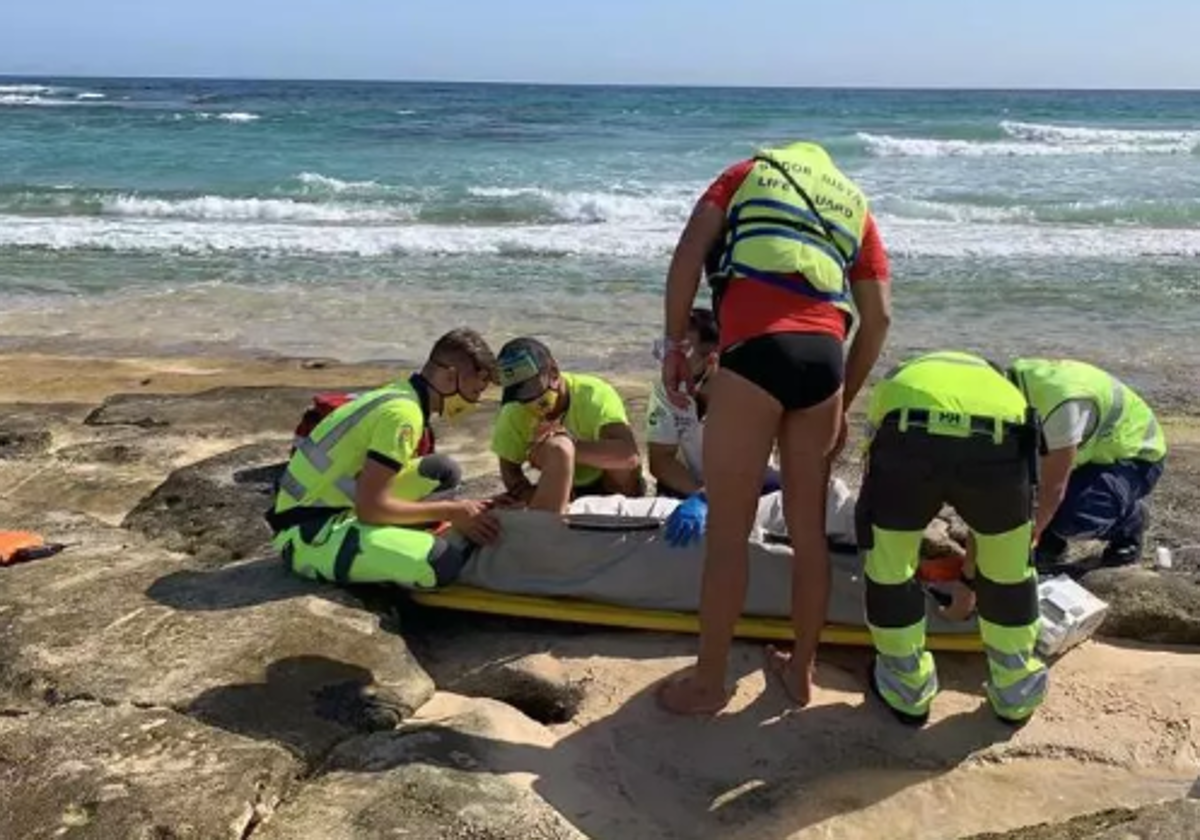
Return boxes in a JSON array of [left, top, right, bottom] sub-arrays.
[[411, 585, 984, 653]]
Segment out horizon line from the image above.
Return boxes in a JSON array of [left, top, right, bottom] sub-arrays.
[[2, 70, 1200, 94]]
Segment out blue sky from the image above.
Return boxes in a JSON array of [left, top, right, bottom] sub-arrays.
[[3, 0, 1199, 89]]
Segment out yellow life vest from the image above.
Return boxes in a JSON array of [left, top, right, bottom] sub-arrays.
[[714, 142, 870, 319]]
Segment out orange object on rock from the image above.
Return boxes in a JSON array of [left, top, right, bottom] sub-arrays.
[[0, 531, 44, 565], [0, 531, 66, 566]]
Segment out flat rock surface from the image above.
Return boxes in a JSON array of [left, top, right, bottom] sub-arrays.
[[258, 693, 588, 840], [0, 701, 298, 840], [1083, 566, 1200, 646], [84, 385, 362, 436], [0, 517, 434, 761], [964, 799, 1200, 840], [123, 440, 289, 565]]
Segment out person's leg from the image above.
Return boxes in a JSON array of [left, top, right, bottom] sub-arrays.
[[951, 436, 1046, 724], [390, 453, 463, 501], [857, 425, 947, 724], [528, 435, 576, 514], [281, 513, 466, 589], [742, 333, 845, 705], [657, 365, 781, 714], [765, 388, 842, 705], [355, 521, 471, 588], [1102, 459, 1164, 564], [1041, 460, 1162, 566]]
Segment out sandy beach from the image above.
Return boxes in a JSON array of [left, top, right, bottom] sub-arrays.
[[1, 349, 1198, 839]]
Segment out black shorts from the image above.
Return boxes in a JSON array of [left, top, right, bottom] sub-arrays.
[[719, 332, 844, 411]]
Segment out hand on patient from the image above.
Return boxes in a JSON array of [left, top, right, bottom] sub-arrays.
[[449, 499, 502, 546], [664, 492, 708, 548]]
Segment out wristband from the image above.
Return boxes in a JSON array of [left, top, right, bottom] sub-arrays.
[[652, 337, 693, 362]]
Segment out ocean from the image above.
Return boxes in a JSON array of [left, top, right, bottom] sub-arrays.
[[1, 77, 1198, 378]]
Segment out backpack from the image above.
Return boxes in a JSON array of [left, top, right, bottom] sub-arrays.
[[293, 392, 357, 448]]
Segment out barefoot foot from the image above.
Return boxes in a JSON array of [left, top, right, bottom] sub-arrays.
[[764, 645, 814, 707], [655, 668, 732, 716]]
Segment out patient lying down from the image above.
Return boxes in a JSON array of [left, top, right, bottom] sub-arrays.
[[435, 481, 978, 633]]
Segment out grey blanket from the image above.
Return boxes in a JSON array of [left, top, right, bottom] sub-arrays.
[[457, 492, 975, 635]]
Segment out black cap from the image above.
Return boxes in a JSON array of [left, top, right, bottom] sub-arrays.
[[497, 337, 555, 404]]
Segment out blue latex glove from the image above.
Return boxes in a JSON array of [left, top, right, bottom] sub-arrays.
[[664, 492, 708, 548]]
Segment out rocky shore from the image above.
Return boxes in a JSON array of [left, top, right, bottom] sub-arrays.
[[1, 352, 1198, 840]]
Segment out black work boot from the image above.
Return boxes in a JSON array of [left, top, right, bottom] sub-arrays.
[[1033, 531, 1067, 572], [1101, 501, 1149, 567], [867, 657, 929, 728]]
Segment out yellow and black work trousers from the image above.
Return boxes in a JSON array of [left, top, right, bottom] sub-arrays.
[[856, 417, 1048, 722], [268, 453, 469, 589]]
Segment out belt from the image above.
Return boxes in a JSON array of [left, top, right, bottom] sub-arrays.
[[882, 408, 1024, 443]]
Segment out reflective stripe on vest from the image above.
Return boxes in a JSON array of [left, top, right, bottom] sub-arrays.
[[717, 143, 869, 315], [278, 390, 413, 504]]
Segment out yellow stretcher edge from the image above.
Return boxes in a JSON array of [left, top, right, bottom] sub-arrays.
[[411, 585, 985, 653]]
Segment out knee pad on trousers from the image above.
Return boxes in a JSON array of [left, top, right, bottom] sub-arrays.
[[428, 537, 471, 586], [976, 574, 1039, 628], [417, 453, 463, 493]]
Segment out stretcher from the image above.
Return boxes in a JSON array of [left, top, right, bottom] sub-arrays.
[[411, 584, 986, 652]]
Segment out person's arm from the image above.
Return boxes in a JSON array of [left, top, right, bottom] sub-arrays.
[[491, 405, 536, 501], [499, 457, 535, 502], [844, 281, 892, 410], [649, 443, 703, 496], [574, 422, 641, 470], [645, 382, 701, 494], [355, 458, 471, 527], [842, 216, 893, 411], [665, 203, 724, 344], [1034, 446, 1076, 540]]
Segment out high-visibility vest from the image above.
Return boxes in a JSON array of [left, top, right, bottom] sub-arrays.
[[1010, 358, 1166, 466], [716, 141, 870, 320]]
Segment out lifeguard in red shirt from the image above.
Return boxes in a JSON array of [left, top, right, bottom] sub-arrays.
[[657, 141, 893, 715]]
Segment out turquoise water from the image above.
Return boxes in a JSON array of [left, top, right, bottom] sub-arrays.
[[1, 77, 1199, 374]]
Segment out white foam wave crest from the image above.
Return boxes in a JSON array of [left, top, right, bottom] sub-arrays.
[[296, 172, 387, 194], [0, 84, 59, 94], [0, 215, 675, 258], [0, 94, 78, 107], [873, 196, 1031, 224], [6, 213, 1200, 261], [0, 86, 107, 106], [860, 124, 1199, 158], [1000, 120, 1200, 145], [876, 215, 1200, 258], [194, 111, 261, 123], [102, 196, 414, 223], [467, 185, 693, 225]]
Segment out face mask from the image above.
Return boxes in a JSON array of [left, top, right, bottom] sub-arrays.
[[429, 364, 480, 422], [440, 392, 479, 421], [528, 387, 560, 419]]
